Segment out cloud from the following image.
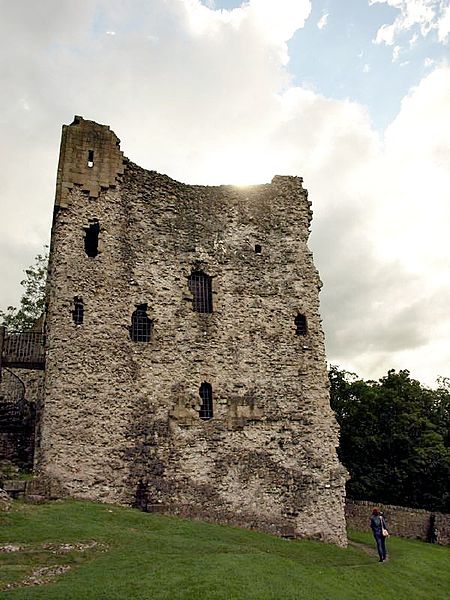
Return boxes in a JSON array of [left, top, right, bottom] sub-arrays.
[[437, 4, 450, 42], [409, 32, 419, 45], [317, 13, 329, 30], [183, 0, 311, 63], [370, 0, 449, 45], [392, 44, 401, 60], [0, 0, 449, 386]]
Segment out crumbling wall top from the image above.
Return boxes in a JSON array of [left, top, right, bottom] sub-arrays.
[[55, 116, 125, 208]]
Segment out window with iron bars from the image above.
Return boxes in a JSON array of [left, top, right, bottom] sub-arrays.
[[188, 271, 213, 313], [130, 304, 153, 342], [72, 297, 84, 325], [295, 313, 307, 336], [199, 382, 213, 420]]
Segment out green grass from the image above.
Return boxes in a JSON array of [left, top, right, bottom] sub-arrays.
[[0, 500, 448, 599]]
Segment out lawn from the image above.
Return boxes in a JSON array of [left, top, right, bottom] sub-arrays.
[[0, 500, 448, 599]]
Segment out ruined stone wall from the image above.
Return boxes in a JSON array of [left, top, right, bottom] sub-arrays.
[[12, 369, 44, 406], [37, 117, 347, 545], [16, 369, 44, 467], [346, 500, 450, 546]]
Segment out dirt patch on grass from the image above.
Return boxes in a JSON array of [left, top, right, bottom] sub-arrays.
[[348, 540, 377, 557], [0, 540, 108, 591], [42, 540, 107, 554], [4, 564, 72, 590], [0, 544, 24, 553], [0, 540, 106, 555]]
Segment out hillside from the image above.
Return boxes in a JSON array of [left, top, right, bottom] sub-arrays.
[[0, 500, 449, 599]]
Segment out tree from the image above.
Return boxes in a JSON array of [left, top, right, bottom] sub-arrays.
[[329, 366, 450, 512], [0, 247, 48, 331]]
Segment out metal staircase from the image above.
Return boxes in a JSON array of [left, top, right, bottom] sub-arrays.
[[0, 327, 40, 471]]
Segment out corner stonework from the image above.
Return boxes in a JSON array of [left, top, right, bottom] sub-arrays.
[[55, 116, 125, 208]]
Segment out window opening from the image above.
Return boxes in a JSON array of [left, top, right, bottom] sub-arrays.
[[295, 313, 307, 336], [87, 149, 94, 168], [133, 480, 149, 512], [188, 271, 213, 313], [72, 297, 84, 325], [199, 382, 213, 420], [84, 221, 100, 257], [130, 304, 153, 342], [255, 244, 262, 254]]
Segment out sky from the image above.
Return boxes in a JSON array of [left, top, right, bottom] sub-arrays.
[[1, 0, 449, 386]]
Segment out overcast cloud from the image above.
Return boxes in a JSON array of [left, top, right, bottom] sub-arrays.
[[0, 0, 449, 386]]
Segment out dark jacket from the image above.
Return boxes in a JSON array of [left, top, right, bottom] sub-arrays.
[[370, 514, 387, 536]]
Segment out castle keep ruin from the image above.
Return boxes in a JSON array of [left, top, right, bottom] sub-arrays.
[[33, 116, 347, 544]]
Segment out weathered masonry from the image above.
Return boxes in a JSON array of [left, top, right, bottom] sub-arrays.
[[0, 327, 44, 472], [36, 116, 347, 545]]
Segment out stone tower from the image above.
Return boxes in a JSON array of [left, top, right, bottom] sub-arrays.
[[36, 116, 347, 545]]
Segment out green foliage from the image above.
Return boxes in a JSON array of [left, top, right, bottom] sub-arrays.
[[330, 366, 450, 512], [0, 247, 48, 331], [0, 500, 449, 599]]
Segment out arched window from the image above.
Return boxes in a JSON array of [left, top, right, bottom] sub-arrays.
[[188, 271, 213, 313], [72, 297, 84, 325], [199, 382, 213, 420], [130, 304, 153, 342], [295, 313, 307, 336]]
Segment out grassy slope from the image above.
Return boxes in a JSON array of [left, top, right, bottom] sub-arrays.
[[0, 501, 449, 600]]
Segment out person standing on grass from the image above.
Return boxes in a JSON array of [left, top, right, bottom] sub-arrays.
[[370, 508, 388, 562]]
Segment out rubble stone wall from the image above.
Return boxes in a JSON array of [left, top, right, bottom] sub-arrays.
[[12, 369, 44, 405], [346, 500, 450, 545], [36, 117, 347, 545]]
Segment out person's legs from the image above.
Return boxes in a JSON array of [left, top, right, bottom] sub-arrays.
[[380, 535, 387, 560], [374, 534, 384, 561]]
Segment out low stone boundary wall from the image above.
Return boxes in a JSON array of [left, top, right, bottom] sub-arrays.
[[345, 499, 449, 545]]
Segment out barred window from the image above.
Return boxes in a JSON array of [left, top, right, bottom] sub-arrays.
[[188, 271, 213, 313], [72, 297, 84, 325], [295, 313, 307, 336], [84, 220, 100, 258], [130, 304, 153, 342], [199, 382, 213, 420]]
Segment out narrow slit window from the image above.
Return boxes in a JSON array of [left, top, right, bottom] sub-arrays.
[[72, 297, 84, 325], [255, 244, 262, 254], [199, 382, 213, 420], [130, 304, 153, 342], [188, 271, 213, 313], [87, 149, 94, 168], [133, 480, 149, 512], [84, 221, 100, 257], [295, 313, 307, 336]]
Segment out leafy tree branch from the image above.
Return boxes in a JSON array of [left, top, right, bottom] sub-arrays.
[[329, 366, 450, 512], [0, 247, 48, 331]]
